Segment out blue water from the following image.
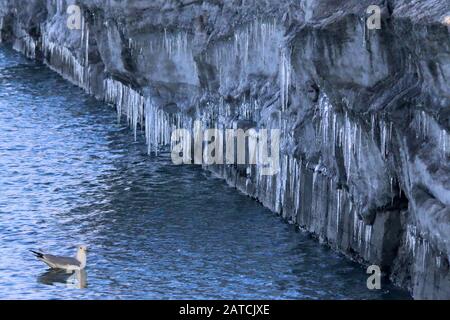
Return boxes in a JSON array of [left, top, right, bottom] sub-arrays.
[[0, 46, 411, 300]]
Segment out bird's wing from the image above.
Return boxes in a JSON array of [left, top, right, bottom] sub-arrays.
[[42, 254, 81, 267]]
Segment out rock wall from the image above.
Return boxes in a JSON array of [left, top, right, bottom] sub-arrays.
[[1, 0, 449, 299]]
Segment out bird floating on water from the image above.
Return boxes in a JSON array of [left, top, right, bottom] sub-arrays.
[[30, 245, 88, 271]]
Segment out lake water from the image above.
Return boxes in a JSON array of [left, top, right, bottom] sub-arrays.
[[0, 46, 410, 300]]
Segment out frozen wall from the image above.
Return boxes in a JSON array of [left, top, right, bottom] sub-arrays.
[[1, 0, 449, 299]]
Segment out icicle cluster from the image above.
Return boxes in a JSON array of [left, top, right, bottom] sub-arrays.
[[104, 78, 177, 155], [232, 19, 278, 68], [41, 31, 90, 90], [414, 110, 449, 158], [104, 78, 145, 136], [237, 98, 260, 121], [215, 96, 377, 251], [317, 96, 361, 182], [12, 36, 36, 59], [52, 0, 65, 14], [128, 31, 191, 61], [405, 224, 444, 269], [361, 16, 369, 50], [162, 30, 189, 58], [252, 153, 369, 250], [144, 98, 174, 155], [253, 154, 302, 215], [317, 95, 396, 186], [40, 6, 91, 89], [352, 210, 373, 258], [419, 238, 430, 269], [439, 129, 449, 156], [212, 20, 280, 88], [218, 20, 286, 110], [406, 224, 428, 268]]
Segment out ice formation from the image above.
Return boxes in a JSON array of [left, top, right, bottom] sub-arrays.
[[11, 20, 37, 59], [53, 0, 65, 14], [0, 17, 4, 43], [279, 47, 292, 112], [212, 20, 281, 89], [104, 78, 176, 155], [414, 110, 449, 158], [41, 28, 90, 91]]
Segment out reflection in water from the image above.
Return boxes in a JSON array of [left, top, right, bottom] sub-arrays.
[[38, 269, 87, 289]]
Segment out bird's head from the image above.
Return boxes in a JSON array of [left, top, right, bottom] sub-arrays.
[[77, 245, 88, 253], [76, 245, 88, 267]]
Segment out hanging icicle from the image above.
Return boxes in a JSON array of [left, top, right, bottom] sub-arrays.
[[41, 30, 88, 89], [0, 16, 4, 43], [279, 47, 291, 112], [11, 21, 37, 59], [104, 78, 176, 155]]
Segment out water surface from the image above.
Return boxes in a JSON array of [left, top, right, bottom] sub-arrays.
[[0, 46, 410, 299]]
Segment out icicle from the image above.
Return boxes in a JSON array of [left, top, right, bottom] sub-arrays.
[[279, 47, 291, 111], [357, 124, 362, 162], [275, 155, 288, 214], [319, 95, 331, 146], [336, 189, 341, 236], [0, 16, 4, 43], [312, 163, 320, 190], [361, 17, 367, 48], [353, 209, 359, 240], [422, 111, 428, 137], [371, 113, 376, 142], [357, 220, 364, 248], [421, 239, 429, 269], [54, 0, 64, 14], [343, 112, 352, 181], [390, 177, 395, 205], [440, 129, 449, 157], [364, 225, 372, 257], [81, 15, 85, 46], [380, 119, 387, 158], [436, 256, 442, 268], [85, 23, 89, 67], [406, 225, 417, 255], [295, 158, 301, 214]]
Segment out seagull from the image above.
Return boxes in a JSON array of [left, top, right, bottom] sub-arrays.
[[30, 245, 88, 271]]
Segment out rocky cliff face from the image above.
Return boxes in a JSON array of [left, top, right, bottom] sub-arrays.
[[1, 0, 449, 299]]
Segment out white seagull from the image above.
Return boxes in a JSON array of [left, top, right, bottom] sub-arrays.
[[31, 245, 88, 271]]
